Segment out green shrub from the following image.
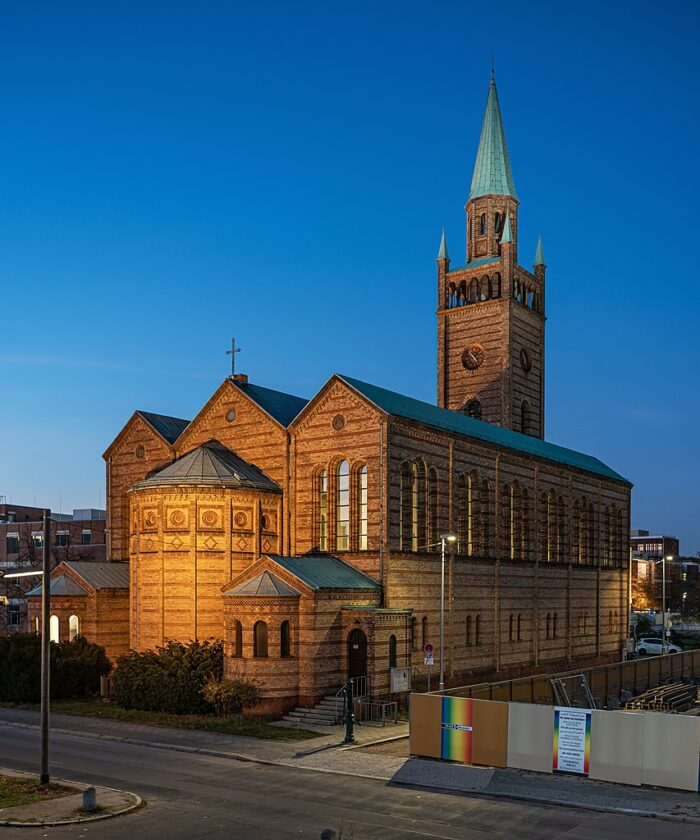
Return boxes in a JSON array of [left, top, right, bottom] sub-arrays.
[[0, 633, 111, 704], [112, 639, 223, 714], [201, 678, 260, 717]]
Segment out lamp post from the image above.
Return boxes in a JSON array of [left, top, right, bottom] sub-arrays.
[[438, 533, 457, 691], [2, 509, 52, 783], [662, 554, 673, 654]]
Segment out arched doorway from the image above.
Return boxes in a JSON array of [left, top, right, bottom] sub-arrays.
[[347, 628, 367, 680]]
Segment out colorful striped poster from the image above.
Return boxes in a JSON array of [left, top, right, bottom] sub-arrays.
[[553, 707, 591, 775], [440, 696, 473, 763]]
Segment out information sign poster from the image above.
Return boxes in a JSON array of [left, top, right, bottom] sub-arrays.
[[553, 707, 591, 775]]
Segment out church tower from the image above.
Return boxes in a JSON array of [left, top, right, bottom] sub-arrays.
[[436, 73, 546, 438]]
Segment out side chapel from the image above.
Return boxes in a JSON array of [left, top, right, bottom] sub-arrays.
[[55, 76, 632, 712]]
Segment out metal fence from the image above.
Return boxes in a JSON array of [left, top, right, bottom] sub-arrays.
[[438, 649, 700, 709], [354, 699, 398, 726]]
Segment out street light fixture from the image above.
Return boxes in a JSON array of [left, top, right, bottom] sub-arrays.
[[2, 509, 51, 784], [662, 554, 673, 654]]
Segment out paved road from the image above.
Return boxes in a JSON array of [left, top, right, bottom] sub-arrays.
[[0, 727, 697, 839]]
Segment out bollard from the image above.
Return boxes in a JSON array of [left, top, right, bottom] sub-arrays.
[[82, 787, 97, 812]]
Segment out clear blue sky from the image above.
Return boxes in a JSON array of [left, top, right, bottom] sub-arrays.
[[1, 1, 698, 552]]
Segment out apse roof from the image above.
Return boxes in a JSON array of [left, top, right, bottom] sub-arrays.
[[137, 411, 190, 444], [231, 380, 308, 428], [266, 554, 381, 591], [132, 440, 281, 492], [224, 570, 300, 597], [337, 375, 630, 484]]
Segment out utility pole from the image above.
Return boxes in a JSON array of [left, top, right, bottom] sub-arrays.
[[40, 508, 51, 785]]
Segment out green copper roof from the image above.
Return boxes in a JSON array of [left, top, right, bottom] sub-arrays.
[[231, 380, 308, 428], [338, 375, 630, 484], [534, 235, 546, 266], [500, 214, 513, 244], [447, 255, 501, 273], [437, 229, 449, 260], [469, 78, 518, 200], [265, 554, 380, 591]]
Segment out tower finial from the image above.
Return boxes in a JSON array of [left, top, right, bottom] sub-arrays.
[[491, 55, 495, 82], [534, 235, 546, 267], [437, 228, 449, 260]]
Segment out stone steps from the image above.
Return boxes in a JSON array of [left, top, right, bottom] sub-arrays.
[[282, 695, 345, 727]]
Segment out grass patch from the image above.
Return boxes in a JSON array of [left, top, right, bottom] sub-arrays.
[[45, 700, 321, 741], [0, 775, 76, 809]]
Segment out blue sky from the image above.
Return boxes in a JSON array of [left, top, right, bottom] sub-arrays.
[[1, 1, 698, 552]]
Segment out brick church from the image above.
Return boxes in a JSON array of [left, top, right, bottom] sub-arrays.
[[44, 75, 631, 713]]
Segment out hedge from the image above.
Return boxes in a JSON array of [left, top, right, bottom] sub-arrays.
[[0, 633, 111, 703], [112, 639, 223, 715]]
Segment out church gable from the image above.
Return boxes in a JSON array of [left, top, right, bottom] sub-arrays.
[[174, 379, 289, 488]]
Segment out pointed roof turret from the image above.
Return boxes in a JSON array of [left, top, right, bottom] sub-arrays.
[[500, 214, 513, 244], [534, 234, 545, 266], [469, 75, 518, 200], [437, 228, 449, 260]]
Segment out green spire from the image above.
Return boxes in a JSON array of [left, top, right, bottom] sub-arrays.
[[469, 76, 518, 200], [534, 234, 545, 266], [437, 228, 449, 260], [500, 214, 513, 244]]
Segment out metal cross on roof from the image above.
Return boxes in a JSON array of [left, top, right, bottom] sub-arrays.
[[226, 337, 241, 377]]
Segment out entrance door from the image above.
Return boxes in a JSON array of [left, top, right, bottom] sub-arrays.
[[347, 628, 367, 679]]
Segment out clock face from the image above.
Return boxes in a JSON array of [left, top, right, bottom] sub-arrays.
[[520, 348, 532, 372], [462, 344, 485, 371]]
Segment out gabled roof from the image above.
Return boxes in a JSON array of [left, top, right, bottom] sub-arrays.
[[337, 375, 630, 484], [132, 440, 281, 492], [469, 76, 518, 200], [266, 555, 381, 591], [230, 380, 308, 428], [26, 573, 88, 598], [224, 570, 300, 597], [137, 411, 190, 444]]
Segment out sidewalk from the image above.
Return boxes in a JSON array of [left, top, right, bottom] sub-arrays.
[[0, 767, 141, 827], [2, 707, 699, 825]]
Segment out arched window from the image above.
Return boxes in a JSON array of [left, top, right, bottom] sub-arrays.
[[318, 469, 328, 551], [517, 614, 522, 641], [336, 460, 350, 550], [480, 213, 487, 235], [588, 502, 596, 565], [480, 276, 489, 301], [411, 617, 418, 649], [512, 482, 522, 559], [49, 615, 59, 643], [558, 496, 567, 562], [389, 634, 397, 669], [232, 620, 243, 657], [469, 278, 478, 303], [553, 613, 558, 638], [546, 612, 551, 639], [521, 400, 531, 436], [494, 212, 501, 232], [280, 620, 291, 658], [475, 615, 481, 645], [69, 615, 80, 641], [357, 465, 368, 550], [572, 499, 581, 563], [457, 474, 467, 554], [253, 621, 268, 658], [521, 487, 531, 560], [428, 468, 438, 549], [492, 272, 501, 298], [500, 484, 512, 558], [465, 399, 482, 420], [466, 615, 472, 645], [467, 472, 478, 556], [608, 611, 613, 634], [421, 616, 428, 649], [508, 614, 514, 642], [479, 478, 490, 556]]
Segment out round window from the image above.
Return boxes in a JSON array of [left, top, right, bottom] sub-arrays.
[[226, 409, 237, 423], [332, 414, 345, 431], [135, 445, 145, 459]]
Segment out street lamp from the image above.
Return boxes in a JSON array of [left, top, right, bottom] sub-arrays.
[[662, 554, 673, 654], [438, 534, 457, 691], [2, 509, 51, 783]]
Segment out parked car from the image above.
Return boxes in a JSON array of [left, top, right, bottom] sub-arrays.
[[635, 637, 681, 656]]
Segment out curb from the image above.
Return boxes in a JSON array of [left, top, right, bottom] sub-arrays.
[[0, 769, 143, 827], [2, 719, 699, 826]]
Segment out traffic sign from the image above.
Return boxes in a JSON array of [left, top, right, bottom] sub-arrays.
[[424, 653, 434, 667], [423, 643, 433, 654]]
